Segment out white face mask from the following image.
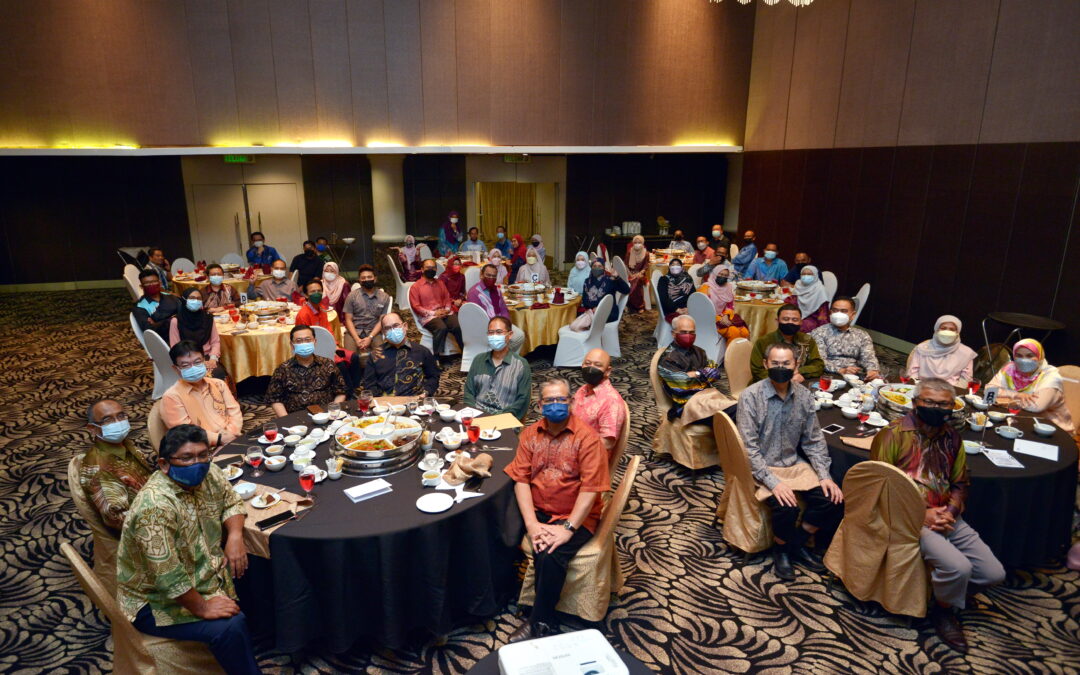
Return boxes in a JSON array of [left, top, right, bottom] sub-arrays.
[[634, 243, 643, 250], [527, 257, 537, 265], [253, 240, 265, 248], [712, 231, 722, 239], [800, 275, 815, 285], [575, 260, 587, 269], [697, 242, 707, 251], [830, 311, 851, 327], [450, 217, 458, 224], [272, 269, 287, 279], [323, 272, 337, 283], [935, 329, 958, 345]]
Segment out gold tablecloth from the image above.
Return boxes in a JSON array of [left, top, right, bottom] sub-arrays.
[[172, 275, 268, 296], [509, 297, 581, 354], [734, 299, 782, 343], [217, 310, 340, 382]]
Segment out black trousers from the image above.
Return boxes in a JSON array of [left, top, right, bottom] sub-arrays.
[[423, 315, 462, 357], [765, 486, 843, 548], [529, 511, 594, 626]]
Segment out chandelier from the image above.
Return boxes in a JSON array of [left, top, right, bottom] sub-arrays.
[[710, 0, 814, 5]]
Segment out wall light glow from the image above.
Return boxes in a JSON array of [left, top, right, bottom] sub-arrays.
[[273, 140, 354, 148], [366, 141, 406, 148]]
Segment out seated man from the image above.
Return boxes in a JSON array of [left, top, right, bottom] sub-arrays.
[[695, 244, 733, 280], [342, 264, 392, 357], [409, 258, 463, 366], [749, 305, 825, 384], [361, 313, 440, 397], [571, 348, 627, 460], [294, 279, 362, 396], [871, 378, 1005, 654], [737, 342, 844, 582], [132, 268, 180, 340], [466, 263, 525, 352], [161, 341, 242, 447], [266, 325, 348, 416], [315, 236, 332, 263], [745, 243, 789, 282], [117, 424, 259, 675], [459, 227, 488, 254], [290, 240, 325, 288], [202, 264, 241, 311], [81, 399, 153, 534], [146, 246, 172, 292], [782, 252, 819, 286], [667, 229, 694, 255], [257, 259, 298, 301], [506, 378, 609, 642], [464, 317, 532, 420], [809, 296, 881, 380], [657, 316, 728, 422], [732, 230, 758, 277], [246, 230, 282, 266]]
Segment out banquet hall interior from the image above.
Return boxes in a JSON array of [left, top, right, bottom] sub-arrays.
[[1, 0, 1078, 673]]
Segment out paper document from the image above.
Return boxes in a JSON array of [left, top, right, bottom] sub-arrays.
[[473, 413, 523, 431], [1012, 439, 1059, 462], [982, 449, 1025, 469]]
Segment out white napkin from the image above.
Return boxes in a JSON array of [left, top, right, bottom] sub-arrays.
[[454, 407, 483, 422], [344, 479, 393, 503]]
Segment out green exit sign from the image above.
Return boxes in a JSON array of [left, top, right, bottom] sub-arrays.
[[223, 154, 254, 164]]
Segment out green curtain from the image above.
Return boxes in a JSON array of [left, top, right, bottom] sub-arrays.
[[477, 182, 537, 243]]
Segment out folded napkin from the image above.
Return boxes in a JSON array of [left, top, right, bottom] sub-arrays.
[[242, 485, 312, 558], [530, 303, 550, 309], [840, 435, 874, 451]]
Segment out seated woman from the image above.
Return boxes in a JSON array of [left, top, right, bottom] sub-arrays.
[[570, 258, 629, 332], [702, 266, 749, 342], [784, 265, 830, 333], [201, 264, 241, 312], [906, 315, 976, 387], [529, 234, 547, 263], [438, 255, 467, 304], [515, 246, 550, 284], [397, 235, 423, 282], [625, 235, 650, 313], [510, 235, 528, 280], [168, 288, 226, 379], [566, 251, 590, 294], [294, 279, 362, 397], [486, 248, 510, 284], [321, 261, 349, 315], [988, 339, 1074, 434], [656, 257, 695, 323]]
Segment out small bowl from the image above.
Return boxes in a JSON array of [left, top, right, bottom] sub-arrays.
[[994, 426, 1023, 440], [435, 404, 451, 411], [371, 404, 389, 415], [265, 456, 288, 472], [283, 434, 303, 447], [842, 373, 860, 383], [311, 412, 330, 425], [440, 433, 462, 451], [439, 409, 458, 423], [287, 425, 309, 436], [265, 444, 286, 456], [292, 457, 313, 471], [819, 399, 834, 409], [389, 404, 407, 415], [422, 471, 441, 487], [327, 469, 343, 480], [1033, 422, 1055, 438], [966, 396, 988, 411], [289, 448, 316, 462], [987, 411, 1008, 423], [233, 482, 257, 500], [296, 441, 318, 455], [307, 428, 325, 440], [841, 407, 860, 419], [969, 421, 986, 433]]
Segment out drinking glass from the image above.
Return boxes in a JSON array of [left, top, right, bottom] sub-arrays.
[[898, 368, 912, 385], [358, 390, 373, 417], [262, 423, 278, 443], [406, 400, 418, 417], [857, 411, 870, 432], [425, 397, 438, 420], [467, 424, 481, 450], [246, 448, 265, 478], [967, 378, 982, 396], [328, 402, 342, 420], [299, 466, 317, 500], [421, 448, 441, 471], [818, 376, 832, 392], [1007, 402, 1020, 417]]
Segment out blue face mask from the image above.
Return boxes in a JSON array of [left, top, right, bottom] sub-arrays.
[[208, 275, 224, 286], [167, 461, 211, 487], [542, 402, 570, 423], [293, 342, 315, 357], [96, 419, 130, 443], [1015, 357, 1039, 373], [316, 244, 327, 251], [801, 275, 815, 285], [764, 250, 777, 260], [488, 334, 507, 351], [386, 327, 406, 344], [185, 298, 203, 311], [497, 232, 505, 239], [180, 363, 207, 382]]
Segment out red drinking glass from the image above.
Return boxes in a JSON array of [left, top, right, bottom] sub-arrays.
[[967, 379, 981, 395], [262, 423, 278, 442], [467, 424, 481, 447], [299, 468, 316, 497], [818, 376, 831, 392]]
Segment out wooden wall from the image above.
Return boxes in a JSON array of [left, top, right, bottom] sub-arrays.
[[738, 142, 1080, 365], [745, 0, 1080, 150], [0, 0, 754, 149]]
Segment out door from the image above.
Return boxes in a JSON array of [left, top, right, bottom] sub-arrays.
[[246, 183, 305, 262], [190, 184, 246, 263]]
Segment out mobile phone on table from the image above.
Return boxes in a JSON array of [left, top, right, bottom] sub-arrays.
[[256, 510, 295, 531], [821, 424, 844, 435]]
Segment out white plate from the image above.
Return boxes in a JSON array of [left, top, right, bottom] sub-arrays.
[[416, 492, 454, 513], [251, 493, 283, 509], [865, 418, 889, 428], [417, 459, 447, 471], [445, 450, 470, 463], [257, 435, 279, 444], [479, 429, 501, 441], [222, 465, 244, 481], [313, 468, 329, 483]]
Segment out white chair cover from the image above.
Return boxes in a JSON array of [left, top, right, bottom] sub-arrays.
[[611, 256, 628, 282], [457, 302, 490, 372], [688, 263, 703, 281], [417, 243, 433, 261], [853, 282, 871, 325], [687, 292, 723, 363], [464, 266, 481, 292], [822, 270, 838, 303], [554, 295, 612, 367], [123, 264, 143, 300], [728, 243, 739, 260], [652, 270, 672, 349], [171, 257, 195, 274], [143, 330, 179, 400], [290, 269, 299, 286], [385, 254, 415, 312], [129, 313, 151, 359], [601, 293, 630, 358], [724, 337, 753, 398], [219, 252, 245, 266], [311, 325, 337, 359]]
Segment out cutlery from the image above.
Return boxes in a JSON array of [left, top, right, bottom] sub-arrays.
[[481, 445, 514, 452]]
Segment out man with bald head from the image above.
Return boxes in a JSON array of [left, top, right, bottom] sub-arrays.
[[732, 229, 758, 277], [80, 399, 153, 533], [572, 348, 626, 459], [361, 312, 440, 397]]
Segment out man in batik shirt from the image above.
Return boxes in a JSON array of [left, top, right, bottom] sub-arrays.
[[80, 399, 153, 533]]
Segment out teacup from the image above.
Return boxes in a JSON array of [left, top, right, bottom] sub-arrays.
[[307, 428, 325, 440], [841, 407, 860, 419], [283, 434, 303, 447], [422, 471, 442, 487], [867, 412, 885, 425], [969, 419, 986, 433], [994, 426, 1023, 440], [233, 482, 257, 500], [987, 411, 1008, 423], [292, 456, 313, 471], [439, 408, 458, 423], [1033, 422, 1055, 438], [265, 456, 287, 472], [296, 441, 318, 456]]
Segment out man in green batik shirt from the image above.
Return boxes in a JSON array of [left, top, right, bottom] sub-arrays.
[[117, 424, 259, 675], [80, 399, 154, 533], [749, 304, 825, 385]]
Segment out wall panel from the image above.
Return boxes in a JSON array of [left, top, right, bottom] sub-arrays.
[[783, 0, 849, 150]]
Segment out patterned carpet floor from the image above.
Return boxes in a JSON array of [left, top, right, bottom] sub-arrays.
[[1, 288, 1078, 674]]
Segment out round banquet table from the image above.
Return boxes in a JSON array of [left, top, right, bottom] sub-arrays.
[[216, 309, 341, 382], [171, 274, 268, 296], [818, 406, 1078, 568], [509, 296, 581, 353], [226, 406, 524, 652], [734, 298, 783, 343], [467, 645, 652, 674]]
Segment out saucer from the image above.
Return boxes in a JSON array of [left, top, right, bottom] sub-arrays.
[[865, 418, 889, 428], [417, 459, 447, 471], [416, 492, 454, 513], [479, 429, 502, 441]]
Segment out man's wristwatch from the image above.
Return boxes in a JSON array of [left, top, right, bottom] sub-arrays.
[[562, 521, 577, 532]]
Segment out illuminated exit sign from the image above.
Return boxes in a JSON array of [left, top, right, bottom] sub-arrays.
[[223, 155, 254, 164]]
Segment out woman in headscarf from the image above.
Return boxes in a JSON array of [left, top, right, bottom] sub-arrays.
[[398, 235, 422, 281], [783, 264, 830, 333], [438, 211, 463, 256], [703, 266, 748, 342], [321, 261, 349, 315], [625, 235, 650, 313], [906, 315, 977, 386], [168, 287, 226, 379], [566, 251, 590, 294], [515, 246, 550, 284], [529, 234, 546, 263], [988, 339, 1073, 433], [486, 248, 509, 284], [656, 256, 695, 323], [439, 255, 467, 303], [569, 257, 630, 331], [509, 234, 528, 280]]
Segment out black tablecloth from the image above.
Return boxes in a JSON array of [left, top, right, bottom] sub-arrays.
[[224, 410, 524, 652], [819, 407, 1078, 568]]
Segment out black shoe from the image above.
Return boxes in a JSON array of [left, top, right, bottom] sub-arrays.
[[507, 620, 555, 644], [772, 547, 795, 581], [930, 605, 968, 654], [790, 546, 826, 573]]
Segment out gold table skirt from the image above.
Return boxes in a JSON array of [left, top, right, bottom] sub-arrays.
[[218, 310, 340, 382], [734, 299, 782, 343], [509, 297, 581, 354], [172, 275, 268, 296]]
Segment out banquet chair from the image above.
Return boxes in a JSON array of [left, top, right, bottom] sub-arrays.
[[611, 256, 628, 282], [651, 270, 672, 349], [712, 411, 773, 555], [821, 271, 838, 303], [147, 400, 167, 451], [60, 542, 224, 674], [311, 325, 338, 359], [219, 252, 244, 266], [648, 348, 719, 470], [687, 263, 703, 281], [600, 293, 630, 359], [723, 338, 753, 398], [518, 455, 641, 623], [123, 264, 144, 300], [823, 461, 929, 618], [171, 257, 195, 275], [687, 292, 724, 363], [418, 243, 433, 260], [608, 399, 632, 473], [143, 330, 179, 400], [464, 265, 481, 292], [553, 295, 612, 368], [408, 293, 461, 357], [728, 243, 739, 260], [436, 260, 446, 277], [385, 254, 415, 311], [130, 313, 151, 359], [457, 302, 491, 372], [852, 283, 871, 325], [66, 456, 121, 598], [290, 269, 299, 286], [1058, 365, 1080, 430]]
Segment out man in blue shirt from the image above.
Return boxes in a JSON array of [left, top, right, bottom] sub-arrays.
[[245, 231, 282, 266], [745, 243, 789, 282], [732, 229, 758, 277], [459, 227, 488, 254]]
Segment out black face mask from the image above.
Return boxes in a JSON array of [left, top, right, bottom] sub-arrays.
[[716, 277, 729, 285], [360, 280, 376, 290], [778, 322, 800, 336], [423, 268, 437, 279], [581, 366, 605, 387], [673, 235, 683, 241], [767, 367, 794, 384], [305, 249, 316, 256], [915, 405, 950, 427], [744, 238, 753, 244]]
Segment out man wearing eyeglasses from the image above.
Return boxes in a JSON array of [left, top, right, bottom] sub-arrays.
[[871, 378, 1004, 654], [117, 424, 260, 674], [464, 316, 532, 420], [80, 399, 153, 534], [161, 340, 242, 447], [266, 325, 348, 416], [505, 379, 609, 643], [361, 313, 440, 397], [466, 263, 525, 353]]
